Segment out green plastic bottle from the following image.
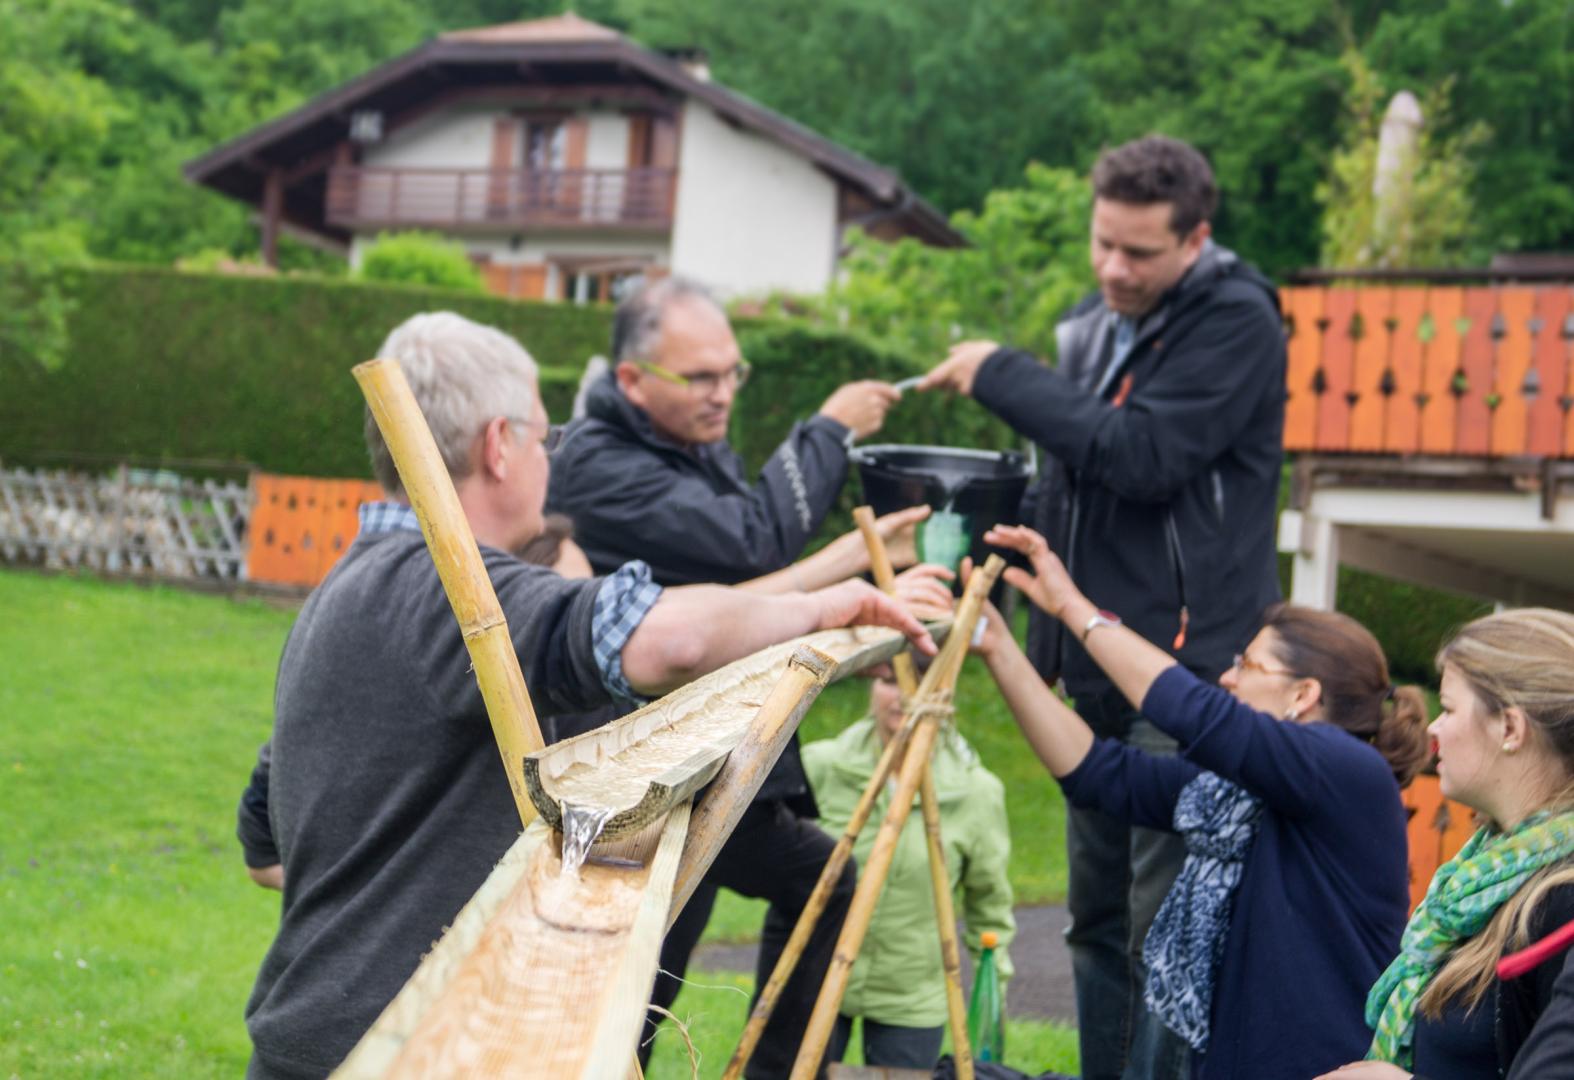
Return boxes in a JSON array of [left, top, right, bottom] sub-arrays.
[[967, 930, 1005, 1063]]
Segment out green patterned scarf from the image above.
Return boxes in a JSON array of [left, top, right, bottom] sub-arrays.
[[1365, 810, 1574, 1066]]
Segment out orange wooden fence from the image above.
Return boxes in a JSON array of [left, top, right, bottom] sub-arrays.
[[1281, 285, 1574, 458], [245, 473, 383, 588], [1401, 774, 1476, 913]]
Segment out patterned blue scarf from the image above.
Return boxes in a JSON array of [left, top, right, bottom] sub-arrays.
[[1143, 771, 1264, 1052]]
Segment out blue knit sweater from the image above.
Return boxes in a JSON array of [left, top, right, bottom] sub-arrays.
[[1058, 666, 1410, 1080]]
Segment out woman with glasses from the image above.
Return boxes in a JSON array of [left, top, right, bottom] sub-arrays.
[[971, 525, 1430, 1080]]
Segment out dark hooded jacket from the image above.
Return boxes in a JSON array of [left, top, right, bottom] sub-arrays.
[[972, 242, 1286, 695], [547, 371, 851, 586], [546, 371, 852, 807]]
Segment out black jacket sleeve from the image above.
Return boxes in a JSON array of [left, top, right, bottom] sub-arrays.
[[236, 740, 279, 869], [1501, 889, 1574, 1075], [973, 295, 1284, 503], [1506, 947, 1574, 1079], [572, 415, 850, 583]]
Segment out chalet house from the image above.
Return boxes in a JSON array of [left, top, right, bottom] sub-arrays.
[[183, 13, 962, 302]]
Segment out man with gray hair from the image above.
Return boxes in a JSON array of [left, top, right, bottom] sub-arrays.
[[240, 311, 933, 1080]]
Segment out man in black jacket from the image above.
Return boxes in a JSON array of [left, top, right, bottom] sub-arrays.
[[548, 276, 898, 583], [921, 136, 1286, 1080], [547, 276, 903, 1078]]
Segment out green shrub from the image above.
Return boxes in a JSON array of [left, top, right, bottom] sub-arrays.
[[358, 232, 485, 292], [0, 264, 602, 477], [0, 265, 1021, 483], [1336, 567, 1490, 685]]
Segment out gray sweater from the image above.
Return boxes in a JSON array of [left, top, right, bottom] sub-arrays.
[[245, 529, 609, 1079]]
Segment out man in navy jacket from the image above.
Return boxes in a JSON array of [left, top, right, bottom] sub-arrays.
[[920, 135, 1286, 1080]]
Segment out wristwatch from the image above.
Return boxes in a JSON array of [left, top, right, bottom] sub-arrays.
[[1081, 609, 1122, 643]]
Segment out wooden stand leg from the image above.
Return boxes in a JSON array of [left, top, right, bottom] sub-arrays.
[[854, 506, 975, 1078], [789, 557, 1003, 1080], [671, 647, 834, 920], [919, 764, 975, 1079], [721, 707, 920, 1080]]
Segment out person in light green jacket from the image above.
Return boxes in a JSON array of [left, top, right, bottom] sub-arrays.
[[802, 660, 1016, 1070]]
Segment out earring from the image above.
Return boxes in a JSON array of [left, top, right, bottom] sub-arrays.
[[1283, 707, 1299, 722], [1502, 742, 1516, 753]]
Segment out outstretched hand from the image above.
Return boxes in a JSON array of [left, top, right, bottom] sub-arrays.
[[983, 524, 1085, 621], [820, 380, 900, 439], [891, 562, 954, 620], [915, 340, 999, 397], [959, 557, 1011, 660], [874, 504, 930, 569], [813, 579, 938, 655]]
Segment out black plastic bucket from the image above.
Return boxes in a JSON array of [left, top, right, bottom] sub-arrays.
[[850, 444, 1033, 581]]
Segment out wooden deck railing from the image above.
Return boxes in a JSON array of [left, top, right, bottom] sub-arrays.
[[326, 166, 677, 230], [1281, 285, 1574, 457]]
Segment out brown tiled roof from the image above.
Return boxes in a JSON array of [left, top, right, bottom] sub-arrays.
[[440, 13, 620, 44]]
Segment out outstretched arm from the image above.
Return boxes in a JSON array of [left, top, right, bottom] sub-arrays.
[[622, 578, 937, 697], [984, 524, 1177, 713], [736, 505, 931, 594], [973, 599, 1092, 778], [972, 590, 1193, 828]]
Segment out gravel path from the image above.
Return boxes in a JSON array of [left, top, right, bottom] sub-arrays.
[[693, 904, 1076, 1022]]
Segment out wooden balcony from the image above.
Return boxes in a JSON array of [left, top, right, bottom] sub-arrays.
[[325, 166, 677, 231], [1281, 284, 1574, 458]]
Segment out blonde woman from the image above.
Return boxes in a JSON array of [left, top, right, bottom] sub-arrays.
[[1319, 608, 1574, 1080]]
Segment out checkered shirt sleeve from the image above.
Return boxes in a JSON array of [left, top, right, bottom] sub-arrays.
[[592, 560, 663, 706]]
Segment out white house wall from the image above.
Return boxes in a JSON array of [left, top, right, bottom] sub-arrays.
[[584, 113, 629, 169], [669, 102, 839, 297], [362, 107, 496, 170], [1279, 487, 1574, 611]]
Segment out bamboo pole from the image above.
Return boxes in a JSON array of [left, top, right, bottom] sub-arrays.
[[353, 358, 545, 828], [789, 556, 1003, 1080], [852, 506, 975, 1078]]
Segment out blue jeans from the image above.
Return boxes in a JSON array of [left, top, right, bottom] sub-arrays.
[[827, 1015, 945, 1070], [1066, 689, 1190, 1080]]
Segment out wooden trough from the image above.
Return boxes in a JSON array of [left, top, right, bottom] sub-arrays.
[[335, 637, 908, 1079], [522, 625, 936, 840]]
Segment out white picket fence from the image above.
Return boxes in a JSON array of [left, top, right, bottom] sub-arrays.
[[0, 465, 250, 582]]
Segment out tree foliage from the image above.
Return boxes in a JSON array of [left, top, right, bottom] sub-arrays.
[[619, 0, 1098, 219], [4, 0, 1571, 353], [812, 164, 1093, 362], [1318, 51, 1486, 269]]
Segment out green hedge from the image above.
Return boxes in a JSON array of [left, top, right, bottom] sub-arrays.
[[0, 264, 604, 478], [0, 264, 1484, 678], [0, 266, 1014, 484]]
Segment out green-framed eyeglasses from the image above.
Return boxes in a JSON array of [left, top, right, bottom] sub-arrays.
[[636, 359, 752, 395]]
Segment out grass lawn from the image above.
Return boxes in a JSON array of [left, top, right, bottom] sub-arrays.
[[0, 568, 1070, 1077], [1, 570, 293, 1076], [644, 970, 1078, 1079]]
